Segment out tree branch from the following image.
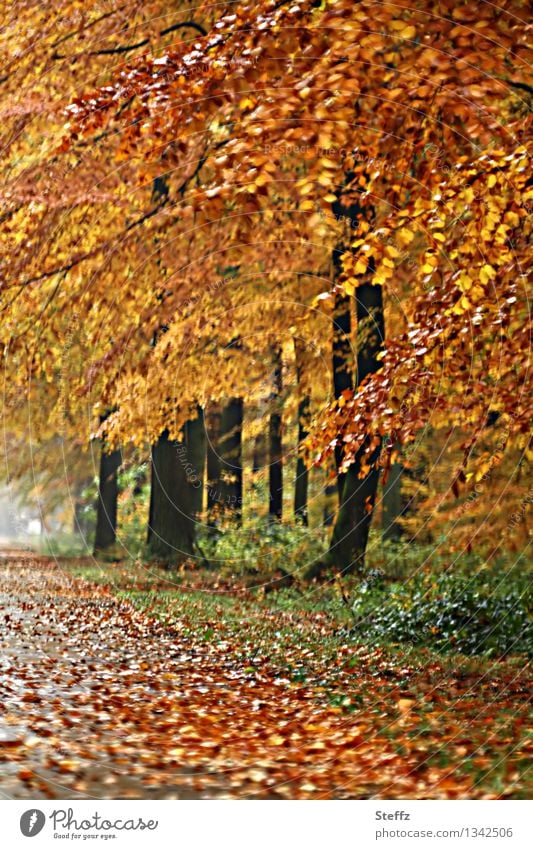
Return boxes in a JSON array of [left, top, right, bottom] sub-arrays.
[[495, 76, 533, 97], [87, 38, 149, 57], [160, 21, 207, 38], [506, 79, 533, 96], [52, 21, 207, 60]]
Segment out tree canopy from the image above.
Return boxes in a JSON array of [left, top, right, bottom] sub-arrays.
[[1, 0, 531, 557]]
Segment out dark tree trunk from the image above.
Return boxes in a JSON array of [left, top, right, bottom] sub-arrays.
[[269, 348, 283, 520], [332, 275, 354, 500], [185, 407, 206, 519], [293, 339, 309, 525], [327, 442, 381, 573], [294, 396, 310, 525], [382, 457, 404, 542], [147, 430, 197, 564], [206, 406, 222, 514], [218, 398, 243, 520], [251, 420, 267, 513], [94, 444, 121, 553], [327, 280, 385, 573], [252, 429, 267, 473], [323, 479, 337, 527]]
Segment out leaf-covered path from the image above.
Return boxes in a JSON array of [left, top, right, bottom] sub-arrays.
[[0, 554, 530, 800]]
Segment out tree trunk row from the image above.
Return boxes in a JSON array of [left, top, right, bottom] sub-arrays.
[[93, 283, 401, 571]]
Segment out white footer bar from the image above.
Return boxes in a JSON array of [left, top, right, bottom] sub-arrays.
[[3, 799, 532, 849]]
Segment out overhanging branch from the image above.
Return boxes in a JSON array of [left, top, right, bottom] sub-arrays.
[[53, 21, 208, 60]]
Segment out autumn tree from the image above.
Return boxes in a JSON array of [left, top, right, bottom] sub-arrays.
[[1, 0, 530, 575]]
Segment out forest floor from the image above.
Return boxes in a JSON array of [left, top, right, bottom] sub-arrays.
[[0, 551, 531, 800]]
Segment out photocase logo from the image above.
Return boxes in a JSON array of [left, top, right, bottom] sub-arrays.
[[20, 809, 46, 837]]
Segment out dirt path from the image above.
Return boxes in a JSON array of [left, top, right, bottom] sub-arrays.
[[0, 553, 214, 798], [0, 554, 530, 799]]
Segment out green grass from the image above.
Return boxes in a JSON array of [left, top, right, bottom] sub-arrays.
[[41, 511, 532, 660], [62, 540, 532, 662]]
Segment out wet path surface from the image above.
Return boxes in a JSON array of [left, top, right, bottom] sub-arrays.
[[0, 554, 226, 798]]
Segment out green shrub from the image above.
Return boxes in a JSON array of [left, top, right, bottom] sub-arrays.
[[197, 518, 328, 580], [346, 571, 532, 657]]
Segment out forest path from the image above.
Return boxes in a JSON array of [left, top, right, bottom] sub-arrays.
[[0, 553, 530, 799], [0, 552, 209, 799]]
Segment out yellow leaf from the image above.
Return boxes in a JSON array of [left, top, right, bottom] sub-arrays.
[[505, 211, 520, 227], [390, 20, 417, 37], [458, 273, 473, 292], [307, 741, 326, 751], [247, 769, 268, 782], [470, 285, 485, 301], [390, 20, 416, 39], [479, 264, 496, 285], [376, 264, 393, 279], [396, 227, 415, 246], [58, 760, 80, 773], [168, 747, 185, 758]]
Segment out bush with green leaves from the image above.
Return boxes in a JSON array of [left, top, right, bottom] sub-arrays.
[[346, 570, 532, 657], [197, 518, 328, 580]]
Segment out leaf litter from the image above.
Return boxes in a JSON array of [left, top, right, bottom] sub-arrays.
[[0, 555, 530, 799]]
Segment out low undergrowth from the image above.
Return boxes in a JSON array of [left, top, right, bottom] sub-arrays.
[[343, 570, 532, 657], [61, 530, 533, 661]]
